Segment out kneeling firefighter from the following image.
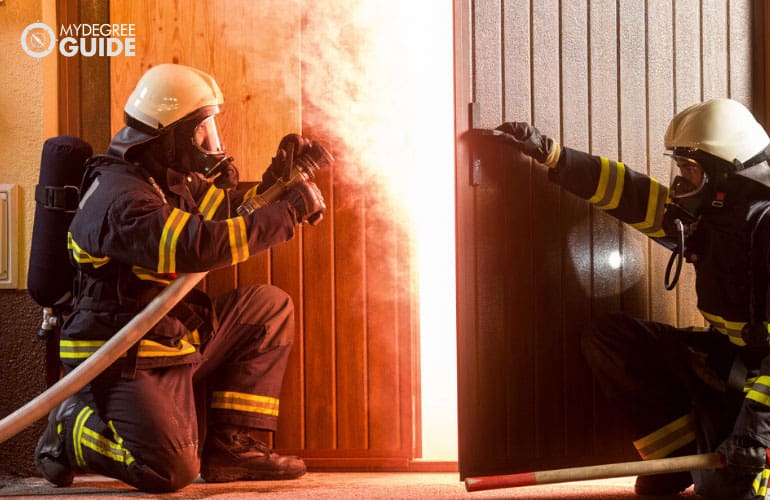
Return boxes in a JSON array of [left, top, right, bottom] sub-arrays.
[[475, 98, 770, 499], [35, 63, 328, 492]]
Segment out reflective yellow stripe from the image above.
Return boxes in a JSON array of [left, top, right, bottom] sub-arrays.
[[68, 232, 110, 268], [199, 185, 225, 221], [60, 340, 107, 359], [138, 339, 197, 357], [211, 391, 280, 417], [226, 217, 249, 265], [754, 467, 770, 496], [747, 376, 770, 407], [73, 405, 94, 468], [630, 178, 668, 237], [699, 310, 752, 347], [185, 329, 201, 345], [82, 427, 134, 465], [589, 157, 626, 211], [132, 265, 173, 284], [107, 421, 135, 466], [588, 157, 612, 204], [243, 184, 260, 201], [60, 339, 196, 359], [633, 413, 696, 460], [598, 160, 625, 210], [158, 208, 191, 274]]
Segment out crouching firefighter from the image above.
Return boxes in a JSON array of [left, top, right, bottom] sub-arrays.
[[473, 98, 770, 499], [34, 63, 328, 493]]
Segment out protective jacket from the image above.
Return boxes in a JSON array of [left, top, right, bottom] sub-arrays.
[[549, 147, 770, 449], [61, 154, 296, 371]]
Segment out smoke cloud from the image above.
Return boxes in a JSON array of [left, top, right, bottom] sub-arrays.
[[297, 1, 457, 460], [299, 1, 434, 220]]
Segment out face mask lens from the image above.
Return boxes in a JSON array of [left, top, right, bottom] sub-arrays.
[[193, 116, 225, 155], [668, 156, 706, 199]]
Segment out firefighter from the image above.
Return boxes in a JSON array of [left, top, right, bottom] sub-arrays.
[[34, 64, 326, 492], [475, 98, 770, 499]]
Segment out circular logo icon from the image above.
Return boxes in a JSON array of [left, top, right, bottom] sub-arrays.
[[21, 23, 56, 58]]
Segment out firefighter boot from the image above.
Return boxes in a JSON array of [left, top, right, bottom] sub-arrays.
[[634, 471, 693, 496], [200, 425, 307, 482], [34, 396, 82, 487], [634, 442, 696, 495]]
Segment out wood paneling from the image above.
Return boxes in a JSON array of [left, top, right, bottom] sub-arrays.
[[56, 0, 111, 152], [109, 0, 416, 469], [456, 0, 760, 478]]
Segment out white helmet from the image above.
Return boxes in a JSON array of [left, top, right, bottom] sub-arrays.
[[110, 64, 231, 177], [124, 63, 224, 130], [664, 98, 769, 167], [664, 99, 770, 219]]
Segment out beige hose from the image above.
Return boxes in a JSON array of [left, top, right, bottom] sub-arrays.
[[0, 272, 207, 444], [465, 452, 724, 492]]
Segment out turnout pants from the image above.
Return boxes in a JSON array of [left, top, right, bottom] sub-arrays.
[[59, 284, 295, 492], [582, 313, 766, 499]]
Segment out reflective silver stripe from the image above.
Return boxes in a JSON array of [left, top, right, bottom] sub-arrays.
[[747, 376, 770, 407], [699, 310, 751, 347], [211, 391, 279, 416], [68, 232, 110, 267], [158, 208, 191, 273], [630, 177, 668, 237], [199, 185, 225, 221], [60, 339, 196, 359], [589, 157, 626, 210], [633, 413, 696, 460], [226, 217, 249, 265]]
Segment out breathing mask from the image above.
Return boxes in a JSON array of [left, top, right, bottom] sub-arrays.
[[172, 109, 233, 179], [666, 152, 710, 223]]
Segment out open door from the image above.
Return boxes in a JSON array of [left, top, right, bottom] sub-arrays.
[[455, 0, 759, 479]]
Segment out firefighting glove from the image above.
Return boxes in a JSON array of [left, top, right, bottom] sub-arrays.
[[474, 122, 561, 168], [717, 435, 768, 475], [258, 134, 312, 194], [284, 180, 326, 226], [213, 160, 239, 189]]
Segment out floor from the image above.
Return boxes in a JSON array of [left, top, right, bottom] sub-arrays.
[[0, 473, 704, 499]]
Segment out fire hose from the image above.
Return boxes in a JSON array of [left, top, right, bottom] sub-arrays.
[[0, 136, 332, 445], [465, 452, 724, 492], [0, 272, 206, 444]]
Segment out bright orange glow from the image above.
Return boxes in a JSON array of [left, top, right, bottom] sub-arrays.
[[301, 2, 457, 460]]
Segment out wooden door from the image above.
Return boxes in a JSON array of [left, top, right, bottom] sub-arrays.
[[109, 0, 417, 470], [455, 0, 759, 478]]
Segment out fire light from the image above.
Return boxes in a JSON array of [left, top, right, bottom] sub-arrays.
[[300, 1, 457, 460]]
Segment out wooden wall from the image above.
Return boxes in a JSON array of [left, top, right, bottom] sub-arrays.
[[455, 0, 761, 478], [109, 0, 417, 469]]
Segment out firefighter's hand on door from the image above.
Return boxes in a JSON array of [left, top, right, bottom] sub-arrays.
[[468, 122, 561, 169]]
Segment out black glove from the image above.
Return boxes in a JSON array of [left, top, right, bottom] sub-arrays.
[[212, 160, 239, 189], [717, 435, 768, 475], [284, 181, 326, 226], [472, 122, 561, 167], [258, 134, 312, 194]]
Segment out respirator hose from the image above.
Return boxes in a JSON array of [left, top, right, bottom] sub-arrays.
[[664, 218, 685, 291]]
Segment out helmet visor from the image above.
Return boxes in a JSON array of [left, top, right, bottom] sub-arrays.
[[193, 115, 225, 155], [668, 154, 708, 199]]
